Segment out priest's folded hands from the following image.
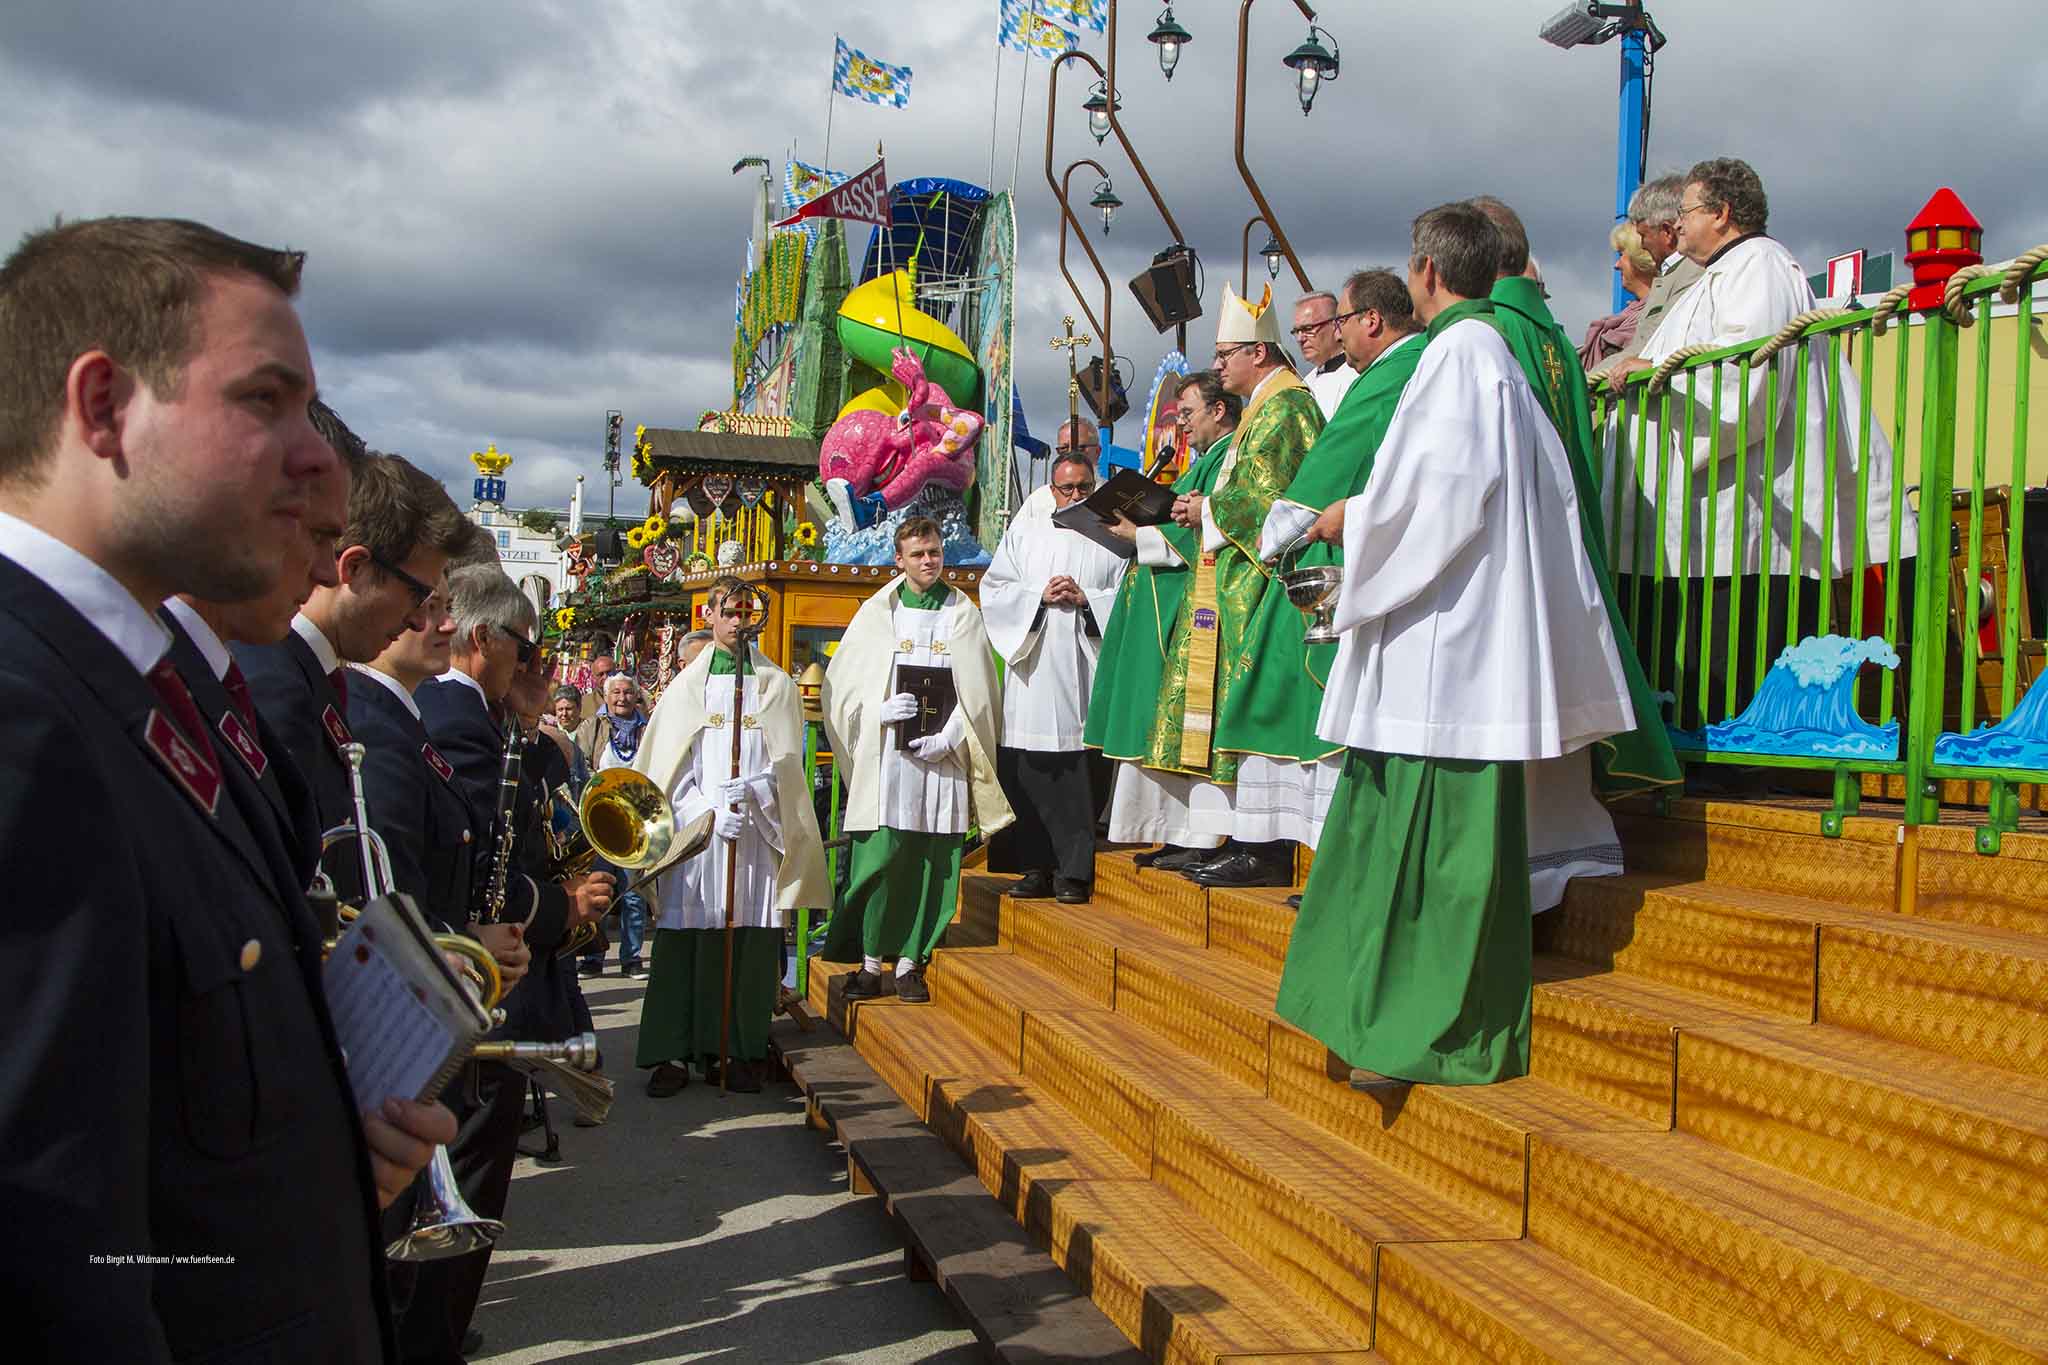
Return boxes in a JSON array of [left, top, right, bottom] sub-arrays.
[[1170, 492, 1204, 528]]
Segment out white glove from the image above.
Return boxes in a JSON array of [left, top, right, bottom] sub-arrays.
[[879, 692, 919, 723], [714, 807, 747, 841], [718, 776, 756, 807], [907, 732, 954, 762]]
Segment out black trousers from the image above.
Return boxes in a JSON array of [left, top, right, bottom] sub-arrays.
[[991, 746, 1102, 885], [399, 1062, 526, 1364]]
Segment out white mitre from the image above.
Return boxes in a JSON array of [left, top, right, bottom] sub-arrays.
[[1217, 281, 1286, 348]]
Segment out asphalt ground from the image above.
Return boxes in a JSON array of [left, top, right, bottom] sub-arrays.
[[469, 967, 980, 1365]]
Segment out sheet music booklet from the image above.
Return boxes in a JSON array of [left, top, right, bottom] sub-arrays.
[[323, 891, 493, 1112]]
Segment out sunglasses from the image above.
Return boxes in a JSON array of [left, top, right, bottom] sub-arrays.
[[369, 551, 435, 609], [496, 625, 538, 665]]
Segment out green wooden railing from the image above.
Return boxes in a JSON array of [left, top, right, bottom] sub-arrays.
[[1592, 256, 2047, 847]]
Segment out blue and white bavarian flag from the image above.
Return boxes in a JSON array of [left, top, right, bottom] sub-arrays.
[[998, 0, 1079, 60], [1034, 0, 1107, 35], [833, 36, 912, 108]]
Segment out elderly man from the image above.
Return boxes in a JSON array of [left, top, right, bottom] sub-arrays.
[[1087, 372, 1240, 870], [982, 451, 1127, 902], [581, 652, 615, 718], [1280, 202, 1634, 1089], [1114, 284, 1324, 890], [1292, 291, 1357, 420], [1216, 269, 1426, 867], [1609, 157, 1908, 730], [1592, 173, 1705, 375], [577, 672, 652, 977]]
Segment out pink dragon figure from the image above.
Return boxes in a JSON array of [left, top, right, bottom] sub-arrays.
[[820, 346, 982, 530]]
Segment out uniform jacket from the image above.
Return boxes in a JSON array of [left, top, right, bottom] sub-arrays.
[[234, 626, 351, 843], [345, 669, 474, 931], [0, 556, 391, 1364]]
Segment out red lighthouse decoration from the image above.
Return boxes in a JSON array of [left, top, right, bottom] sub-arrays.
[[1904, 188, 1984, 311]]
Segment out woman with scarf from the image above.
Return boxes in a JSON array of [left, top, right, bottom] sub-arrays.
[[576, 673, 653, 978]]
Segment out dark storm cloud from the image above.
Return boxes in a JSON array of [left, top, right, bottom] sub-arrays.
[[2, 0, 2043, 499]]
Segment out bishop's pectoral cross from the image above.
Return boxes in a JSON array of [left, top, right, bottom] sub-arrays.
[[1048, 315, 1093, 440]]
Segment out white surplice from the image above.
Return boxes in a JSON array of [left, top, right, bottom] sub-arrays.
[[1303, 359, 1358, 421], [1316, 314, 1633, 906], [1616, 234, 1911, 579], [1106, 762, 1223, 850], [980, 485, 1127, 751]]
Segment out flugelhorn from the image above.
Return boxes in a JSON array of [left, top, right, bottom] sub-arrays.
[[552, 766, 691, 960]]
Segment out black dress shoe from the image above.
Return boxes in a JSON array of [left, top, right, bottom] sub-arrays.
[[1054, 878, 1091, 904], [1003, 870, 1054, 897], [724, 1059, 763, 1093], [1150, 845, 1215, 873], [646, 1062, 690, 1098], [1189, 849, 1292, 888], [895, 964, 930, 1003], [841, 968, 886, 1001], [1285, 894, 1302, 909]]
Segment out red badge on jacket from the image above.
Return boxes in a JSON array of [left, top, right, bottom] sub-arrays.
[[145, 709, 222, 816], [218, 711, 269, 779], [422, 742, 455, 784]]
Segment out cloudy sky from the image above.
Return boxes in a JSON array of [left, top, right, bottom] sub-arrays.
[[4, 1, 2044, 513]]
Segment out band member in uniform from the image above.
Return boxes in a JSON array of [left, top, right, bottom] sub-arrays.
[[236, 449, 470, 840], [0, 216, 450, 1362], [634, 577, 829, 1094]]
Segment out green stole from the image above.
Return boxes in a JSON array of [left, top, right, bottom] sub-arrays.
[[897, 581, 949, 610], [1486, 279, 1680, 795], [1081, 434, 1234, 762], [1215, 335, 1424, 762], [707, 645, 753, 675]]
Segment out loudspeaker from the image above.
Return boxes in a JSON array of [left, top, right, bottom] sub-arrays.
[[1129, 245, 1202, 333], [1079, 356, 1130, 425]]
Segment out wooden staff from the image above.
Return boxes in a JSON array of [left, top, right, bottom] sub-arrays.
[[719, 586, 768, 1095]]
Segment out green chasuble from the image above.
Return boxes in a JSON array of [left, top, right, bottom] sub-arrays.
[[636, 926, 781, 1066], [1147, 378, 1322, 782], [1489, 276, 1680, 797], [1082, 433, 1235, 760], [1274, 751, 1531, 1085], [1216, 338, 1424, 763]]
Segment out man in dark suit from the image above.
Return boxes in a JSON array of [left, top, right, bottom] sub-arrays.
[[0, 216, 452, 1362], [236, 451, 471, 846]]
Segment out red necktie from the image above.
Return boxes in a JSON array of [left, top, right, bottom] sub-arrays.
[[328, 667, 349, 709], [147, 660, 222, 784], [222, 660, 259, 732]]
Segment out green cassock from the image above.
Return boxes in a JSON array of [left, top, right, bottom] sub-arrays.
[[1215, 338, 1424, 763], [1146, 379, 1323, 783], [1082, 433, 1235, 760], [1489, 275, 1681, 796]]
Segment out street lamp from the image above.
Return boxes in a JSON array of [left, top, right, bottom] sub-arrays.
[[1259, 230, 1285, 280], [1147, 6, 1192, 81], [1090, 178, 1124, 234], [1082, 80, 1121, 145], [1280, 25, 1339, 115]]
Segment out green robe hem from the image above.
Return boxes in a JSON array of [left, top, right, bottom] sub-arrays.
[[820, 828, 964, 964], [1274, 749, 1531, 1086], [636, 926, 781, 1066]]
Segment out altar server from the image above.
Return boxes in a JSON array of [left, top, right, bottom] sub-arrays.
[[980, 454, 1127, 902]]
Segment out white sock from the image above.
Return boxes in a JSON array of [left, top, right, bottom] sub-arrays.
[[895, 956, 919, 975], [863, 955, 883, 975]]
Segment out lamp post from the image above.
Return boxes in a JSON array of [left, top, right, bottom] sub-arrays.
[[1055, 157, 1117, 374], [1082, 80, 1120, 145], [1090, 177, 1124, 234], [1538, 1, 1667, 309], [1147, 6, 1192, 80], [1241, 215, 1282, 293], [1280, 25, 1339, 115], [1233, 0, 1329, 293]]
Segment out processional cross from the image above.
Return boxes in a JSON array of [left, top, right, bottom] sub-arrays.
[[1048, 315, 1094, 442]]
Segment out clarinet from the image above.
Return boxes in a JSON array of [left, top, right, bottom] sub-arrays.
[[479, 720, 524, 923]]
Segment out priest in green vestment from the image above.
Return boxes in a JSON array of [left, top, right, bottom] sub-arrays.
[[1085, 371, 1240, 869], [820, 517, 1011, 1004], [1278, 203, 1638, 1087], [1102, 284, 1323, 890], [633, 577, 829, 1094], [1214, 268, 1425, 852], [1470, 195, 1682, 912]]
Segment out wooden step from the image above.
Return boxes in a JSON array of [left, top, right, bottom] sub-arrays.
[[1017, 1007, 1512, 1344], [850, 999, 1016, 1123], [1530, 959, 1785, 1126], [1040, 1179, 1372, 1363], [926, 944, 1103, 1067], [1816, 913, 2048, 1079], [1676, 1023, 2048, 1271], [1095, 848, 1214, 948], [1612, 799, 1896, 913], [1203, 885, 1298, 976], [1529, 1129, 2048, 1363], [1374, 1239, 1744, 1364], [1542, 873, 1833, 1019], [1911, 822, 2048, 937], [924, 1071, 1146, 1241]]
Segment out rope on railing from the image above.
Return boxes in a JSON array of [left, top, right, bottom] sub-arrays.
[[1869, 282, 1916, 336], [1751, 307, 1851, 365], [1644, 343, 1714, 396], [1998, 243, 2048, 304], [1942, 262, 2001, 325]]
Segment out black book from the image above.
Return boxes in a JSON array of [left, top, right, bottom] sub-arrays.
[[891, 663, 958, 745], [1050, 470, 1177, 560]]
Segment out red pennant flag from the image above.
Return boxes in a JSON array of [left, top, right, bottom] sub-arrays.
[[774, 157, 890, 228]]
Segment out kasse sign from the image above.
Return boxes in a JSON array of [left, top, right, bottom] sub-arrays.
[[774, 157, 890, 229]]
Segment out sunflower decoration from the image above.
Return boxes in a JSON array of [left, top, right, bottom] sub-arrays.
[[554, 606, 576, 632], [642, 512, 667, 542], [625, 525, 648, 550], [793, 521, 820, 559]]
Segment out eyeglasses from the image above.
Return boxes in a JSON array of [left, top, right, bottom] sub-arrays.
[[369, 551, 435, 609], [1288, 317, 1335, 339], [1053, 442, 1101, 456], [1051, 479, 1096, 496], [1213, 342, 1253, 364], [496, 625, 538, 665], [1330, 307, 1373, 328], [1676, 201, 1716, 220]]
